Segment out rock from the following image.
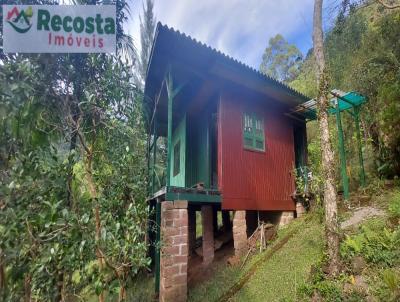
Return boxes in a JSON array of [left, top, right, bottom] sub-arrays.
[[321, 262, 331, 274], [354, 275, 368, 292], [365, 295, 377, 302], [352, 256, 367, 275], [384, 179, 394, 188], [311, 290, 323, 302], [264, 227, 277, 242], [343, 282, 354, 294], [359, 195, 371, 204], [214, 239, 223, 250]]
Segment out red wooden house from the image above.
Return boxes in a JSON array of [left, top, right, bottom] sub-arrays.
[[145, 23, 308, 302]]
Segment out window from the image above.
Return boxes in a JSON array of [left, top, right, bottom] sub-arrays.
[[173, 140, 180, 176], [243, 112, 265, 151]]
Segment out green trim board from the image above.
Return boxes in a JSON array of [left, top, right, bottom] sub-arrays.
[[148, 186, 221, 203], [170, 114, 186, 187], [165, 192, 221, 203]]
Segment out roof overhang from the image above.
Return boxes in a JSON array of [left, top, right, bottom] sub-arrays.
[[144, 23, 311, 129]]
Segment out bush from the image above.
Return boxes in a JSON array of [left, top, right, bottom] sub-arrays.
[[298, 259, 345, 302], [388, 191, 400, 221], [340, 220, 400, 267]]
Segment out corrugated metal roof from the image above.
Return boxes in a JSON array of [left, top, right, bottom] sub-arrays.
[[146, 23, 310, 103]]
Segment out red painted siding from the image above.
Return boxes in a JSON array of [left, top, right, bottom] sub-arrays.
[[218, 90, 296, 211]]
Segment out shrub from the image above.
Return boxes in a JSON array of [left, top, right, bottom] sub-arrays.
[[382, 269, 400, 302], [341, 221, 400, 267], [388, 191, 400, 220]]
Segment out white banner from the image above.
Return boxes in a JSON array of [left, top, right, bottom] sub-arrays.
[[3, 5, 116, 53]]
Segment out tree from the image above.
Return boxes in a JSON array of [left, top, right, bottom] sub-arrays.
[[260, 34, 303, 82], [0, 1, 149, 301], [313, 0, 340, 275], [137, 0, 156, 89], [376, 0, 400, 9]]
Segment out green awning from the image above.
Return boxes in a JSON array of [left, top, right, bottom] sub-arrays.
[[288, 90, 367, 121], [328, 90, 367, 114]]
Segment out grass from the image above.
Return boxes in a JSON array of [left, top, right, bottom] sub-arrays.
[[188, 215, 324, 302], [300, 187, 400, 302]]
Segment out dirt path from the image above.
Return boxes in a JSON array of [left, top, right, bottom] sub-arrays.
[[341, 206, 386, 229]]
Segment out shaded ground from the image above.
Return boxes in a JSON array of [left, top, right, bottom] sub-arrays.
[[188, 241, 234, 288], [188, 216, 324, 302]]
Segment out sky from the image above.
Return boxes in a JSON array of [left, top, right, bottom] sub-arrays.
[[128, 0, 339, 69]]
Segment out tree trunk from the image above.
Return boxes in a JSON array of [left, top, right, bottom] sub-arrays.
[[313, 0, 340, 276], [0, 250, 5, 300], [24, 275, 31, 302]]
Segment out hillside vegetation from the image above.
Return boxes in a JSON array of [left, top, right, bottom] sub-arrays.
[[187, 185, 399, 302], [290, 2, 400, 181]]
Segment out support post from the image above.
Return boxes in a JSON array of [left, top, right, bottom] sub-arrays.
[[188, 207, 196, 255], [201, 206, 215, 265], [159, 201, 188, 302], [354, 106, 366, 187], [335, 100, 349, 200], [155, 200, 161, 293], [232, 211, 247, 257], [152, 120, 157, 193], [166, 74, 173, 188]]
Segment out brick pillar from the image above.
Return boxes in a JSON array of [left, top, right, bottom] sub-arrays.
[[201, 206, 214, 265], [160, 200, 188, 302], [279, 211, 295, 227], [232, 210, 247, 257], [188, 207, 196, 255], [296, 202, 306, 217]]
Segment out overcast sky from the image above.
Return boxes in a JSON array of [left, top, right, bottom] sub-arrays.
[[128, 0, 339, 69]]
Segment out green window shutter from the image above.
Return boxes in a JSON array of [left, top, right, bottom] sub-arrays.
[[253, 115, 265, 151], [243, 113, 254, 149], [243, 112, 265, 151]]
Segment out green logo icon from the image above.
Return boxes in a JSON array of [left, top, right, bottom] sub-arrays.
[[7, 6, 33, 33]]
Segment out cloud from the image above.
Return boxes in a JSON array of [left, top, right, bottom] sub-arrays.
[[129, 0, 335, 69]]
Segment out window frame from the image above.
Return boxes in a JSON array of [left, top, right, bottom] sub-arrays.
[[242, 112, 265, 152]]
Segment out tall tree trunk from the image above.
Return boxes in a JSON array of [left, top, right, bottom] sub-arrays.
[[0, 249, 5, 300], [24, 275, 31, 302], [85, 155, 105, 302], [313, 0, 340, 276]]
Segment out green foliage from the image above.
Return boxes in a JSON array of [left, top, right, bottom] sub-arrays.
[[341, 220, 400, 267], [381, 269, 400, 301], [0, 2, 150, 300], [260, 34, 303, 82], [136, 0, 156, 88], [388, 190, 400, 220], [298, 259, 344, 302], [290, 4, 400, 179]]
